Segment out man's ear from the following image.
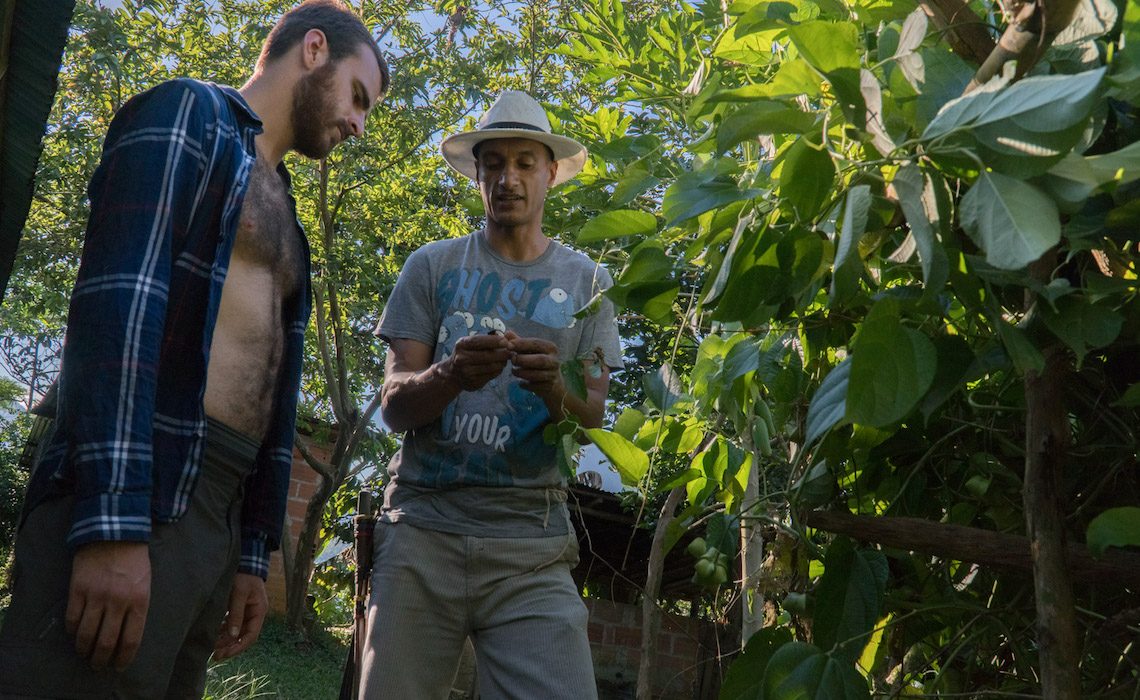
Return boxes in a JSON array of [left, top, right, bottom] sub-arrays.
[[301, 28, 330, 69], [547, 159, 558, 187]]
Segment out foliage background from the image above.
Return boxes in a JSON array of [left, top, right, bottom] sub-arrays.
[[1, 0, 1138, 697]]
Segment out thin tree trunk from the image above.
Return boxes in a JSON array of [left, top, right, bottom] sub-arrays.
[[966, 0, 1083, 90], [637, 487, 685, 700], [739, 446, 764, 646], [1024, 341, 1082, 698]]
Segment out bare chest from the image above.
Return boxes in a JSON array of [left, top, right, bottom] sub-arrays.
[[232, 159, 304, 295]]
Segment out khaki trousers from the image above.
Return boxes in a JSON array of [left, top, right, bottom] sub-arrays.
[[359, 521, 599, 700]]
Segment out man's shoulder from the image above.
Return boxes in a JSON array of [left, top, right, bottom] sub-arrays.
[[547, 240, 613, 282], [121, 79, 247, 130], [413, 233, 475, 260]]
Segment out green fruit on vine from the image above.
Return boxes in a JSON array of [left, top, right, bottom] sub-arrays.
[[686, 537, 707, 558], [695, 559, 715, 579], [714, 564, 728, 584]]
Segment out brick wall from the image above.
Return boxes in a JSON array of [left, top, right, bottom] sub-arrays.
[[264, 439, 327, 615], [585, 598, 712, 700]]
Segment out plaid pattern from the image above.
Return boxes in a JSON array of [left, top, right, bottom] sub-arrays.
[[27, 79, 311, 580]]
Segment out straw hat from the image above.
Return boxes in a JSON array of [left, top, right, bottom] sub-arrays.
[[441, 91, 587, 186]]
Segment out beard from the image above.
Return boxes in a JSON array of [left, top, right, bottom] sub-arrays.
[[290, 61, 339, 160]]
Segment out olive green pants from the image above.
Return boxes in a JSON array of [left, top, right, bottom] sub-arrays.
[[0, 419, 256, 699]]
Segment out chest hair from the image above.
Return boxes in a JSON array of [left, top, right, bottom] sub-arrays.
[[233, 158, 303, 296]]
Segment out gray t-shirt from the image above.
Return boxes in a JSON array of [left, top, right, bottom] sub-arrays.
[[376, 231, 623, 537]]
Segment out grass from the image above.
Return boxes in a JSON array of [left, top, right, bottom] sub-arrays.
[[205, 617, 351, 700]]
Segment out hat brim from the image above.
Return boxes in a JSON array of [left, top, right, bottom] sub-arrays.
[[441, 129, 587, 186]]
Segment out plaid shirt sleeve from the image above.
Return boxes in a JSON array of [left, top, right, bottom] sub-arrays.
[[62, 81, 214, 550]]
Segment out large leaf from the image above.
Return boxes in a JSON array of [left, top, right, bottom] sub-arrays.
[[997, 322, 1045, 374], [720, 627, 795, 700], [959, 171, 1060, 270], [847, 298, 937, 427], [762, 642, 871, 699], [1048, 140, 1140, 189], [717, 101, 812, 154], [585, 429, 649, 487], [1039, 296, 1124, 366], [786, 21, 861, 73], [892, 164, 949, 293], [577, 209, 657, 243], [644, 362, 686, 413], [805, 359, 851, 445], [812, 538, 889, 662], [664, 161, 765, 225], [1086, 507, 1140, 558], [830, 185, 871, 306], [922, 68, 1106, 175], [779, 137, 836, 221], [605, 241, 680, 324]]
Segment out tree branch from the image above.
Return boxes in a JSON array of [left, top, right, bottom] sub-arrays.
[[637, 486, 686, 700], [917, 0, 996, 66], [801, 510, 1140, 586], [295, 434, 335, 481], [966, 0, 1084, 91]]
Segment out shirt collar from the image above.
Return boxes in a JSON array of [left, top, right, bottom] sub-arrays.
[[214, 83, 263, 133]]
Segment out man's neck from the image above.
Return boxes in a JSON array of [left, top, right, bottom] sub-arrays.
[[482, 223, 550, 262], [238, 71, 292, 165]]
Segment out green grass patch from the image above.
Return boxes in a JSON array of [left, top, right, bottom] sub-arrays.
[[205, 617, 350, 700]]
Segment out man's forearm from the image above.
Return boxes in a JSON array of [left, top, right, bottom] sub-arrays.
[[381, 360, 462, 433]]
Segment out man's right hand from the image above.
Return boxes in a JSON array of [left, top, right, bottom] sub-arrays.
[[67, 541, 151, 671], [444, 333, 512, 391]]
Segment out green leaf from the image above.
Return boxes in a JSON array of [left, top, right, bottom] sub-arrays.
[[664, 162, 764, 226], [1086, 507, 1140, 558], [613, 407, 647, 440], [560, 360, 587, 401], [805, 359, 851, 445], [762, 642, 870, 699], [787, 21, 861, 73], [1039, 297, 1124, 366], [720, 627, 794, 700], [1048, 141, 1140, 189], [847, 298, 937, 427], [830, 185, 871, 306], [715, 59, 824, 101], [894, 7, 927, 57], [892, 164, 949, 294], [997, 322, 1045, 374], [1113, 382, 1140, 408], [780, 137, 836, 221], [812, 538, 888, 662], [577, 209, 657, 243], [644, 362, 686, 413], [586, 429, 649, 487], [960, 171, 1060, 270], [717, 101, 812, 154], [922, 68, 1106, 176]]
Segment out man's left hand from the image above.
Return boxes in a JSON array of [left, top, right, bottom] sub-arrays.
[[508, 335, 564, 400], [212, 573, 269, 661]]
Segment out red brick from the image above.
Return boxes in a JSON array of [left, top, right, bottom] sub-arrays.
[[588, 622, 606, 643], [612, 626, 641, 649]]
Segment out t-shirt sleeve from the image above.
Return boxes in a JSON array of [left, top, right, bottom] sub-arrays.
[[376, 247, 439, 347], [576, 264, 624, 370]]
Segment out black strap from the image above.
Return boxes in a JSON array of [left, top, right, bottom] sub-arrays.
[[482, 120, 546, 132]]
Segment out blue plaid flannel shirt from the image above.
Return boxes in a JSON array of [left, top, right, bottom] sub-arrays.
[[27, 79, 311, 580]]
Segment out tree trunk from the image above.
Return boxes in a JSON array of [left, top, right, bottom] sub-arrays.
[[285, 469, 337, 631], [966, 0, 1084, 90], [637, 487, 685, 700], [739, 446, 765, 646], [1024, 341, 1082, 698]]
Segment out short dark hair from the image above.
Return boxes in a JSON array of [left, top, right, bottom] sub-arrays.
[[260, 0, 390, 96]]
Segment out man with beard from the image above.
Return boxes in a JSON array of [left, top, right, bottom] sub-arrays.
[[0, 2, 388, 697]]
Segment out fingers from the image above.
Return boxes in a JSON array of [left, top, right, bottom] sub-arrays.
[[213, 574, 268, 661], [508, 337, 557, 356], [68, 541, 151, 671]]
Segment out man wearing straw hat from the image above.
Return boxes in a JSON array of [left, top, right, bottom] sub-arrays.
[[363, 91, 623, 698]]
